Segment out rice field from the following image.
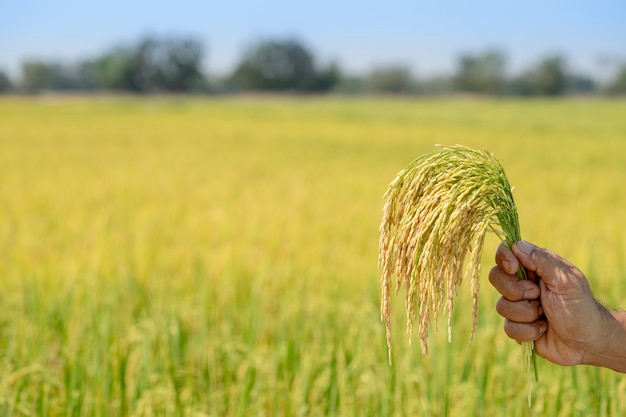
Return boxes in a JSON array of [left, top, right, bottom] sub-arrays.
[[1, 96, 626, 416]]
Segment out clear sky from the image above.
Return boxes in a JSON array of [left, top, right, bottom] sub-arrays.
[[1, 1, 624, 79]]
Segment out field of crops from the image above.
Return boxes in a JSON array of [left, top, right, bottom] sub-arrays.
[[1, 96, 626, 416]]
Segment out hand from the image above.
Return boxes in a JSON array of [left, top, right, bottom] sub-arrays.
[[489, 240, 621, 369]]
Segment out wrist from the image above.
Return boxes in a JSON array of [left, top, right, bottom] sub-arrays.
[[581, 309, 626, 373]]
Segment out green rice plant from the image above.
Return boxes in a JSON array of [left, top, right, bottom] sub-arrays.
[[3, 97, 626, 415], [378, 145, 536, 386]]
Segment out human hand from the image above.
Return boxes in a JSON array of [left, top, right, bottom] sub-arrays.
[[489, 240, 618, 368]]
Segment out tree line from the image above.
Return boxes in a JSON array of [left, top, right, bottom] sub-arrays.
[[1, 35, 625, 96]]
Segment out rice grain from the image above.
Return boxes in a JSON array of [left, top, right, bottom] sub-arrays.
[[378, 144, 536, 385]]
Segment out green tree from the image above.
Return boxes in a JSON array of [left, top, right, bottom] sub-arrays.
[[21, 61, 75, 93], [607, 64, 626, 95], [310, 61, 341, 92], [231, 38, 338, 92], [155, 38, 205, 91], [19, 60, 99, 92], [91, 36, 205, 92], [92, 48, 134, 90], [453, 50, 506, 94], [567, 74, 596, 95], [367, 65, 414, 93], [512, 55, 569, 96], [0, 70, 12, 93], [20, 61, 55, 92]]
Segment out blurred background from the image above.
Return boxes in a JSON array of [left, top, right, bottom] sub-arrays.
[[1, 0, 625, 96], [2, 2, 626, 416]]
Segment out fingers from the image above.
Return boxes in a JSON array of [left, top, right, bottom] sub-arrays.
[[495, 243, 519, 275], [489, 265, 540, 301], [496, 297, 543, 323], [491, 241, 551, 345], [512, 240, 585, 290], [504, 319, 547, 343]]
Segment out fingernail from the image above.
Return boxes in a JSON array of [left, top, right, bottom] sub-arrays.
[[514, 240, 532, 256], [539, 322, 547, 334]]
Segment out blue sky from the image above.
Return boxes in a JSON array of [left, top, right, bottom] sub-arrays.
[[1, 1, 624, 79]]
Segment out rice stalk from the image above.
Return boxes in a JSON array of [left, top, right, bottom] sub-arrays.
[[378, 144, 537, 384]]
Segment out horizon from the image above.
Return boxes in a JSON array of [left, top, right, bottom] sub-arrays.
[[1, 1, 625, 80]]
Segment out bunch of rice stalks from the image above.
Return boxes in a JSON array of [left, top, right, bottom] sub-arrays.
[[378, 145, 536, 380]]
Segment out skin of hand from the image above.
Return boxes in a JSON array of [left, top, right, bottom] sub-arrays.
[[489, 240, 626, 373]]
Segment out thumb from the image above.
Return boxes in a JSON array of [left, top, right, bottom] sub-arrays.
[[511, 240, 575, 288]]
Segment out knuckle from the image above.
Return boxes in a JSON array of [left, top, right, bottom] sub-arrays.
[[488, 266, 500, 285], [495, 244, 506, 264], [504, 278, 524, 301], [503, 319, 537, 342], [530, 300, 543, 317], [495, 297, 509, 317], [503, 319, 515, 337]]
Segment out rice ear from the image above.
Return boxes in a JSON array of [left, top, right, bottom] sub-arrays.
[[378, 145, 536, 380]]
